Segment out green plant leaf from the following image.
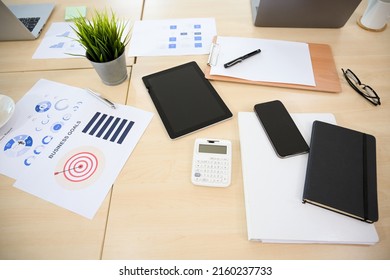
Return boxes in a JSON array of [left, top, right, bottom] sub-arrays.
[[69, 9, 131, 62]]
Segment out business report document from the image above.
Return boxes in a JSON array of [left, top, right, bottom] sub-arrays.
[[128, 18, 217, 56], [0, 79, 153, 219]]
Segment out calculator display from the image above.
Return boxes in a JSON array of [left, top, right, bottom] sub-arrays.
[[199, 144, 227, 154]]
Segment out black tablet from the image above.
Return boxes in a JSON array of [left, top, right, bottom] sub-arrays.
[[142, 61, 232, 139]]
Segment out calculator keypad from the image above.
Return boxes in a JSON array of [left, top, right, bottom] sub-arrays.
[[192, 157, 231, 187]]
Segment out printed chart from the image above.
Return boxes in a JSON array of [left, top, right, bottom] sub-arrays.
[[4, 134, 33, 157], [0, 79, 153, 219], [128, 18, 217, 56], [82, 112, 135, 144], [2, 94, 83, 169], [32, 22, 85, 59]]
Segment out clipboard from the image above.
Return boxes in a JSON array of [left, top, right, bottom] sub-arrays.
[[205, 38, 341, 93]]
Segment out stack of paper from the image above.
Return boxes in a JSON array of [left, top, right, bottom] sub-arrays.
[[0, 79, 153, 219]]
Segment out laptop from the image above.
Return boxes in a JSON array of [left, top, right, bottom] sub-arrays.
[[0, 1, 54, 41], [251, 0, 362, 28]]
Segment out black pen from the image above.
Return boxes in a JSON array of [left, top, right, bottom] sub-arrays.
[[224, 49, 261, 68]]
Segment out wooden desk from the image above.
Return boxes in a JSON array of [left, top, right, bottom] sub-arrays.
[[0, 0, 389, 260], [0, 0, 144, 73], [0, 68, 130, 259], [102, 0, 390, 259]]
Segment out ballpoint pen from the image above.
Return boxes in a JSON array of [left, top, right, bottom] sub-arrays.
[[85, 88, 116, 109], [224, 49, 261, 68]]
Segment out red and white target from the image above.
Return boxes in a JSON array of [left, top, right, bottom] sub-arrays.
[[60, 152, 98, 182], [54, 147, 104, 189]]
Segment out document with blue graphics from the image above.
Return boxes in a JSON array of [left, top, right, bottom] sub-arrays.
[[32, 22, 84, 59], [0, 79, 153, 219], [32, 22, 130, 59], [128, 18, 217, 56]]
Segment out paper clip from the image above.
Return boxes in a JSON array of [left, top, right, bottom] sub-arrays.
[[207, 43, 220, 66]]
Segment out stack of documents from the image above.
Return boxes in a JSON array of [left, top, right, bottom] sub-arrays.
[[238, 112, 378, 244], [0, 79, 153, 219]]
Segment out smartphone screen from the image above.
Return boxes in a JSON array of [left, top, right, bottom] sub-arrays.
[[254, 100, 309, 158]]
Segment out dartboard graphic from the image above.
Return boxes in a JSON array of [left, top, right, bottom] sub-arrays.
[[54, 147, 104, 189]]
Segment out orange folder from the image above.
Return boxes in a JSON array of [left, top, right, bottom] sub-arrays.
[[205, 42, 341, 93]]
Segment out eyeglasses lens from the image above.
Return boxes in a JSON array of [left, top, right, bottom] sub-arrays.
[[345, 70, 359, 85]]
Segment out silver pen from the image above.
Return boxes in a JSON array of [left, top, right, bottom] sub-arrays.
[[85, 88, 116, 109]]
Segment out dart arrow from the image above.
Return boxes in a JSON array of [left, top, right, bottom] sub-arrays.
[[54, 164, 83, 176]]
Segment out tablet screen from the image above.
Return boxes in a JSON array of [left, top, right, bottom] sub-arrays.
[[142, 61, 232, 139]]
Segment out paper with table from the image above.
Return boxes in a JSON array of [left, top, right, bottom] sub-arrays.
[[238, 112, 378, 244], [128, 18, 217, 56], [206, 36, 341, 93], [0, 79, 153, 219]]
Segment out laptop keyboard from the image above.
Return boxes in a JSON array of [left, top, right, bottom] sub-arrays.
[[18, 17, 40, 32]]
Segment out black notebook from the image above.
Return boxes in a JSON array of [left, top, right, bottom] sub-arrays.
[[303, 121, 378, 223], [142, 61, 232, 139]]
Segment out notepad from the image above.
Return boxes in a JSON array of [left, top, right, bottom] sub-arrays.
[[142, 61, 232, 139], [303, 121, 379, 223], [65, 6, 86, 21]]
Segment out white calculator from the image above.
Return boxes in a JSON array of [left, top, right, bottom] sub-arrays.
[[191, 138, 232, 187]]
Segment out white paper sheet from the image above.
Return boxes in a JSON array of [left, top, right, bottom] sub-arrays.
[[210, 36, 316, 86], [32, 22, 85, 59], [32, 22, 131, 59], [128, 18, 217, 56], [0, 79, 153, 219]]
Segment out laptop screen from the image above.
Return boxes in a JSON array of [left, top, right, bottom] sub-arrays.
[[251, 0, 362, 28]]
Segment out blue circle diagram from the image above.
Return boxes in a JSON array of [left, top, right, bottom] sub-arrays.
[[35, 101, 51, 113], [4, 134, 34, 157], [42, 135, 53, 145], [51, 122, 64, 133]]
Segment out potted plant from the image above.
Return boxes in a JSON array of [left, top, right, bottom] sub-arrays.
[[71, 9, 130, 86]]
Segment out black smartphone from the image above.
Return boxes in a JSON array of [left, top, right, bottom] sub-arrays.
[[254, 100, 309, 158]]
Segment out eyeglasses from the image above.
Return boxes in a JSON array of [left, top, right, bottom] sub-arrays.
[[342, 68, 381, 106]]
